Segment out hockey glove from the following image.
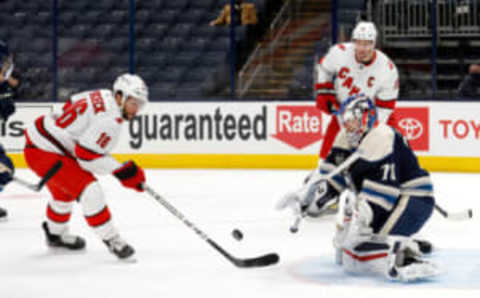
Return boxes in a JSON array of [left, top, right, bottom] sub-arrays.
[[301, 179, 339, 218], [0, 98, 15, 121], [316, 94, 338, 115], [277, 179, 338, 219], [113, 160, 145, 192]]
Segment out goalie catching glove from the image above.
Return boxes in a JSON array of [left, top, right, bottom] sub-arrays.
[[113, 160, 145, 192], [276, 178, 339, 218]]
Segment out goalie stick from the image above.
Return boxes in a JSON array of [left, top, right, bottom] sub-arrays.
[[434, 204, 473, 221], [13, 161, 63, 192], [143, 184, 279, 268]]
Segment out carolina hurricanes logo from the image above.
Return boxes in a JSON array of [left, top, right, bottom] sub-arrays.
[[398, 118, 423, 140]]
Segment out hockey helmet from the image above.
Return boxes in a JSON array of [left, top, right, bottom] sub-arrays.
[[113, 73, 149, 110], [352, 21, 377, 43], [336, 94, 377, 147]]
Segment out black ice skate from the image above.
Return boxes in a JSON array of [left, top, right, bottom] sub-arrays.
[[0, 206, 7, 221], [413, 239, 433, 254], [42, 221, 86, 250], [103, 235, 135, 259]]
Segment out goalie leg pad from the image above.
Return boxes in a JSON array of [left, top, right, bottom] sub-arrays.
[[341, 236, 390, 275], [341, 236, 441, 282], [387, 241, 441, 282]]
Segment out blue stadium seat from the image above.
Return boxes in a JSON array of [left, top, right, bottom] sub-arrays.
[[175, 82, 203, 98], [183, 66, 211, 82], [136, 38, 156, 52], [136, 66, 159, 83], [144, 52, 170, 68], [159, 66, 185, 82], [104, 38, 128, 52], [96, 24, 116, 38], [87, 0, 116, 10], [198, 51, 227, 66], [31, 38, 51, 53], [171, 52, 199, 67], [185, 37, 209, 51], [177, 9, 207, 24], [36, 11, 52, 26], [151, 9, 178, 24], [110, 10, 128, 23], [12, 12, 28, 27], [190, 0, 216, 9], [77, 11, 104, 25], [150, 82, 178, 99], [159, 37, 184, 52], [16, 26, 36, 39], [169, 23, 195, 38], [149, 23, 169, 37], [63, 24, 91, 38], [135, 9, 151, 23], [163, 0, 190, 10], [338, 0, 365, 10], [136, 0, 163, 10], [209, 36, 231, 51], [190, 26, 223, 38], [58, 11, 77, 27]]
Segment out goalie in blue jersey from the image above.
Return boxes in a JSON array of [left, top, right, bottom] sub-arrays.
[[278, 94, 440, 282]]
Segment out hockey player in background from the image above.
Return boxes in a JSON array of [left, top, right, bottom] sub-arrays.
[[314, 21, 399, 161], [278, 95, 440, 282], [23, 73, 148, 260], [0, 40, 17, 220]]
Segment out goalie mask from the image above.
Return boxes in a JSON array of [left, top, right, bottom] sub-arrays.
[[113, 73, 149, 119], [0, 40, 14, 82], [337, 95, 378, 148]]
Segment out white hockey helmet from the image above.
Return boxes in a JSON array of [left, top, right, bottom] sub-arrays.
[[352, 21, 377, 43], [113, 73, 149, 110]]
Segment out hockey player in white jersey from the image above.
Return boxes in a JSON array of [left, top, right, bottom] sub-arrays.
[[278, 95, 440, 282], [314, 21, 399, 160], [23, 74, 148, 260]]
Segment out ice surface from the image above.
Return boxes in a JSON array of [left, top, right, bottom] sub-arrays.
[[1, 169, 480, 298]]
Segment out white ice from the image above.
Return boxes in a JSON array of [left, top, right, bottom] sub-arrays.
[[1, 169, 480, 298]]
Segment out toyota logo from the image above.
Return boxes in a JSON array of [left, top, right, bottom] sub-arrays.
[[398, 118, 423, 140]]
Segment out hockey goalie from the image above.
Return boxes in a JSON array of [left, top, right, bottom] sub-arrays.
[[278, 95, 441, 282]]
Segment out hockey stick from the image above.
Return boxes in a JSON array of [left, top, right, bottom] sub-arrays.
[[143, 184, 280, 268], [12, 161, 63, 192], [434, 204, 472, 221]]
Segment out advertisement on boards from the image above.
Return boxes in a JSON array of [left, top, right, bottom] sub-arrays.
[[3, 101, 480, 159]]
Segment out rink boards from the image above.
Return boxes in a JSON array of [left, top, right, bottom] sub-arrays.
[[4, 100, 480, 172]]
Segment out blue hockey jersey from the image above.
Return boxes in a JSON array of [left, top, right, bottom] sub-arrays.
[[320, 123, 433, 213]]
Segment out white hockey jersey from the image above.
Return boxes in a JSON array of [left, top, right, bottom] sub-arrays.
[[315, 42, 399, 122], [25, 89, 123, 175]]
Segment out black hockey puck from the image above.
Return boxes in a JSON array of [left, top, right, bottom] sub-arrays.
[[232, 229, 243, 241]]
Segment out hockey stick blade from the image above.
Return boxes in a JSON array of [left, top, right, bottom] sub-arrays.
[[434, 204, 473, 221], [13, 161, 63, 192], [144, 184, 280, 268], [208, 239, 279, 268]]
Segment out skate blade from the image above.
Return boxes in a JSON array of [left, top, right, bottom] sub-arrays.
[[118, 255, 137, 263]]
